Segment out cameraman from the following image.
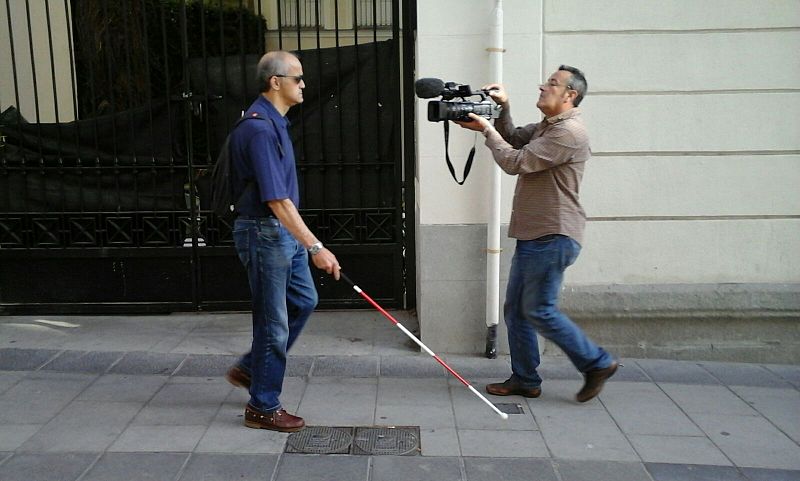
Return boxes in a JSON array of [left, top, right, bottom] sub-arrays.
[[455, 65, 618, 403]]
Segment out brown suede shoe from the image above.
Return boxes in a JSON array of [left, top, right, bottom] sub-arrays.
[[244, 404, 305, 432], [225, 365, 251, 390], [576, 360, 619, 403], [486, 378, 542, 398]]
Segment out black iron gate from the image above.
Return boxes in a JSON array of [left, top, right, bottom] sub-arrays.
[[0, 0, 415, 314]]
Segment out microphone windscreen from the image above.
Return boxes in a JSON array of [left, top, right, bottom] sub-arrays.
[[414, 78, 445, 99]]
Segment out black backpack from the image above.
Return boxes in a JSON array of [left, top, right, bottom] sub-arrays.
[[210, 115, 267, 219]]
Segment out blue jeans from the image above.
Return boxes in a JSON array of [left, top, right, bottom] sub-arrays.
[[505, 235, 613, 388], [232, 217, 318, 412]]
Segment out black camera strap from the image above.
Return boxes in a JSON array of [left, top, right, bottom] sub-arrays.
[[443, 121, 476, 185]]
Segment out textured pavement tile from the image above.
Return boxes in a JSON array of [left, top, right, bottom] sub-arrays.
[[645, 463, 747, 481], [535, 408, 639, 462], [0, 425, 41, 451], [729, 386, 800, 444], [0, 348, 60, 371], [0, 452, 97, 481], [553, 459, 652, 481], [459, 429, 549, 457], [109, 351, 187, 375], [627, 435, 731, 466], [76, 374, 168, 403], [380, 355, 447, 377], [195, 419, 289, 454], [173, 354, 239, 377], [274, 454, 369, 481], [464, 457, 557, 481], [18, 401, 141, 452], [310, 355, 378, 377], [441, 355, 513, 379], [420, 428, 460, 456], [690, 413, 800, 470], [286, 355, 315, 377], [635, 359, 719, 384], [698, 361, 792, 388], [298, 378, 377, 425], [179, 453, 278, 481], [601, 382, 703, 436], [740, 467, 800, 481], [109, 425, 206, 452], [41, 350, 124, 374], [371, 456, 462, 481], [537, 357, 584, 381], [81, 452, 189, 481], [659, 383, 757, 415], [762, 364, 800, 389]]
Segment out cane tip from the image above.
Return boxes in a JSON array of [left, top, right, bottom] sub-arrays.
[[500, 412, 509, 420]]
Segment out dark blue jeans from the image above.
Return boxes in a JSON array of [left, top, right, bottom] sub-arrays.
[[505, 235, 613, 388], [233, 217, 318, 412]]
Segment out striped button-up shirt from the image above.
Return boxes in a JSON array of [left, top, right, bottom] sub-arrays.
[[483, 107, 590, 245]]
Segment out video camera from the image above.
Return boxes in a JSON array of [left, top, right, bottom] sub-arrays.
[[415, 78, 502, 122]]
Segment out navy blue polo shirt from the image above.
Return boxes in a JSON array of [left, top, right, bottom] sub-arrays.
[[230, 95, 299, 217]]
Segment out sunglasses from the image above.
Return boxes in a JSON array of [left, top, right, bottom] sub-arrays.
[[274, 74, 304, 84]]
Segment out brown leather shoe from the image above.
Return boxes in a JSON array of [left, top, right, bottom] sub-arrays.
[[576, 360, 619, 403], [486, 378, 542, 398], [225, 365, 251, 390], [244, 404, 305, 432]]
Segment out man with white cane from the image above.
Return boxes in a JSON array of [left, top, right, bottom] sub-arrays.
[[456, 65, 618, 403]]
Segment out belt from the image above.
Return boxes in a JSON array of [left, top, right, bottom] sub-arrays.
[[533, 234, 562, 242]]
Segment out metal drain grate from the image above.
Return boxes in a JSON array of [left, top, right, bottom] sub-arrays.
[[352, 426, 420, 456], [285, 426, 353, 454], [495, 403, 524, 414], [285, 426, 420, 455]]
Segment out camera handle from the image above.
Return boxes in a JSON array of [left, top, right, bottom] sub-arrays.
[[443, 121, 476, 185]]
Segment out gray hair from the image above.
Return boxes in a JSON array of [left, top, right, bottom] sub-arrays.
[[256, 51, 298, 92], [558, 65, 587, 107]]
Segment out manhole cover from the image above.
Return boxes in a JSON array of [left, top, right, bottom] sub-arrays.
[[495, 403, 524, 414], [285, 426, 353, 454], [352, 426, 420, 456]]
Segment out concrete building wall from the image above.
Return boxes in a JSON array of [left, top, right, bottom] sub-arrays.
[[415, 1, 800, 362]]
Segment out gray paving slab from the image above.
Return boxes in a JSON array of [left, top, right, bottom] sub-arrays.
[[41, 350, 124, 374], [626, 434, 731, 466], [108, 425, 207, 452], [534, 406, 639, 462], [377, 377, 451, 405], [380, 355, 447, 377], [441, 355, 513, 379], [699, 361, 793, 388], [645, 462, 747, 481], [0, 372, 97, 424], [690, 413, 800, 469], [80, 452, 189, 481], [178, 453, 278, 481], [536, 357, 584, 381], [0, 424, 41, 451], [0, 371, 25, 395], [109, 351, 187, 375], [131, 381, 229, 426], [553, 459, 652, 481], [0, 452, 97, 481], [607, 361, 651, 382], [420, 427, 460, 456], [763, 364, 800, 389], [464, 457, 558, 481], [729, 385, 800, 444], [298, 378, 377, 426], [195, 419, 289, 454], [601, 382, 703, 436], [659, 383, 758, 416], [18, 401, 142, 452], [286, 355, 314, 376], [173, 353, 239, 377], [0, 348, 60, 371], [459, 429, 549, 458], [371, 456, 463, 481], [310, 355, 379, 377], [376, 403, 456, 428], [451, 386, 538, 431], [635, 359, 719, 384], [740, 467, 800, 481], [274, 453, 369, 481], [76, 374, 168, 403]]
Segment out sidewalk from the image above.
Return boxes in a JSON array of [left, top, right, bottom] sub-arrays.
[[0, 312, 798, 481]]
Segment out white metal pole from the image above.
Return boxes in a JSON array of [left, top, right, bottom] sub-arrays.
[[485, 0, 504, 358]]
